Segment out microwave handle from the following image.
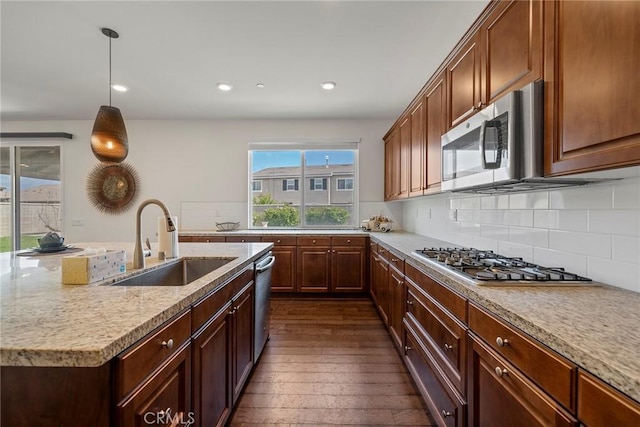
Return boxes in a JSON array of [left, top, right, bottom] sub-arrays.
[[480, 119, 501, 169]]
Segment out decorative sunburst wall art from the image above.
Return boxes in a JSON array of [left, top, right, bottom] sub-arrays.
[[87, 162, 140, 214]]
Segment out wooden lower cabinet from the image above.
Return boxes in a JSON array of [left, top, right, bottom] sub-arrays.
[[192, 302, 233, 427], [117, 342, 192, 427], [404, 322, 466, 427], [577, 370, 640, 427], [468, 333, 578, 427], [332, 244, 366, 292], [388, 264, 405, 350], [374, 254, 390, 325], [297, 244, 331, 292], [262, 236, 296, 292], [231, 284, 254, 404]]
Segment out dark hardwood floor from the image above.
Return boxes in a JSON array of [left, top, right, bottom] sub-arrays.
[[228, 299, 435, 426]]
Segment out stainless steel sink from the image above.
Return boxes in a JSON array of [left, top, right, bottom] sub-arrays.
[[113, 257, 236, 286]]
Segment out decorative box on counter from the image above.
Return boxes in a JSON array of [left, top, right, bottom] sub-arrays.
[[62, 249, 126, 285]]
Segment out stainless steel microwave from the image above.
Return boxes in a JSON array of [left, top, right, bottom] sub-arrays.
[[441, 81, 546, 193]]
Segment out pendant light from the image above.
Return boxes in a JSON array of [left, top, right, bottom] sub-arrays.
[[91, 28, 128, 163]]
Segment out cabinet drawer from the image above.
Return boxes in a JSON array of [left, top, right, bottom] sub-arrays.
[[387, 248, 405, 274], [115, 309, 192, 401], [406, 279, 467, 394], [178, 236, 193, 242], [191, 236, 226, 243], [577, 370, 640, 427], [297, 237, 331, 246], [404, 322, 466, 427], [405, 262, 467, 323], [225, 236, 261, 243], [469, 334, 578, 427], [261, 235, 296, 246], [469, 303, 576, 411], [331, 236, 366, 246], [192, 267, 254, 333]]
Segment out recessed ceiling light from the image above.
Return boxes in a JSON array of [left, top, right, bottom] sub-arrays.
[[217, 82, 233, 92], [256, 83, 265, 89], [111, 84, 129, 92], [321, 81, 336, 90]]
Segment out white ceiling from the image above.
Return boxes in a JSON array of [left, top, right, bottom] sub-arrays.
[[1, 0, 489, 121]]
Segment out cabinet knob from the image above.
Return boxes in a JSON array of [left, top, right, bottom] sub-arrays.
[[328, 250, 331, 253], [404, 345, 412, 352], [406, 300, 413, 305], [444, 343, 453, 352], [206, 239, 210, 243], [313, 240, 316, 244], [495, 367, 508, 378], [347, 239, 351, 243], [496, 337, 509, 347], [277, 239, 281, 243], [391, 258, 397, 262], [441, 410, 454, 418], [161, 339, 174, 350]]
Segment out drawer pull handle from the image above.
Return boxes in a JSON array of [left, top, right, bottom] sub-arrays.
[[495, 367, 508, 378], [496, 337, 510, 347], [161, 339, 174, 350], [441, 410, 454, 418], [444, 343, 453, 351]]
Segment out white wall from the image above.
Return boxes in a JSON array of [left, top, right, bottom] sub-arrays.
[[401, 177, 640, 293], [3, 119, 402, 243]]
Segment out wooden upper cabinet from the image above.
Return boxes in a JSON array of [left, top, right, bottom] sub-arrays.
[[447, 32, 482, 128], [409, 100, 425, 197], [399, 116, 411, 199], [544, 0, 640, 175], [481, 0, 543, 104], [425, 73, 446, 193], [383, 128, 397, 200]]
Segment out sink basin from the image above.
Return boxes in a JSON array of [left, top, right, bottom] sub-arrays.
[[113, 257, 236, 286]]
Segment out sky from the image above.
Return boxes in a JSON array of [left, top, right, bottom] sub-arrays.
[[252, 150, 355, 173], [0, 175, 59, 191]]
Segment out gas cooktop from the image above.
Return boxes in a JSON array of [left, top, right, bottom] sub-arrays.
[[412, 247, 594, 286]]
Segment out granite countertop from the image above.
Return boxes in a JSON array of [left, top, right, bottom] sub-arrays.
[[0, 241, 272, 368], [370, 232, 640, 403]]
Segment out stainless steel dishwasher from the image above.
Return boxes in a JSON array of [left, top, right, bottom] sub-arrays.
[[254, 252, 275, 361]]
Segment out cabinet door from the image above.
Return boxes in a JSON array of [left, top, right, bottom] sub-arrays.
[[269, 246, 296, 292], [369, 251, 380, 305], [577, 370, 640, 427], [232, 285, 254, 404], [425, 73, 445, 193], [375, 256, 390, 325], [117, 343, 192, 427], [297, 246, 331, 292], [544, 0, 640, 175], [481, 0, 543, 103], [332, 245, 366, 292], [399, 115, 411, 199], [388, 267, 405, 350], [468, 334, 578, 427], [192, 304, 232, 427], [447, 32, 482, 128], [384, 129, 397, 200], [409, 100, 425, 197]]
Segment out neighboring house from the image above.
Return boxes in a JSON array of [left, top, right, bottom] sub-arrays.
[[252, 164, 355, 206]]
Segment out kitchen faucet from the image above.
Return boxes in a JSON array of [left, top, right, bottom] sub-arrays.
[[133, 199, 177, 269]]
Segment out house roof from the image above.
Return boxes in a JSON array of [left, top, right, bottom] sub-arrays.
[[253, 164, 354, 179]]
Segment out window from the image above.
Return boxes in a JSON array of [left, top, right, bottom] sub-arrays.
[[252, 180, 262, 192], [337, 178, 354, 191], [0, 144, 62, 252], [310, 178, 327, 191], [249, 142, 358, 228], [283, 179, 299, 191]]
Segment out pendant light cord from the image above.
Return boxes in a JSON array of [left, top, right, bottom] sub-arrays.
[[108, 34, 112, 106]]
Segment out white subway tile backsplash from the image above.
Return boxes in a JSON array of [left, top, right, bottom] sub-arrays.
[[497, 241, 534, 261], [456, 209, 474, 223], [481, 195, 509, 210], [533, 248, 588, 276], [509, 226, 549, 248], [612, 236, 640, 264], [459, 197, 482, 210], [480, 224, 509, 240], [471, 236, 499, 252], [613, 177, 640, 209], [459, 223, 481, 236], [502, 210, 534, 227], [587, 257, 640, 293], [549, 184, 613, 210], [533, 210, 588, 231], [548, 230, 612, 258], [509, 192, 549, 209], [473, 209, 502, 225], [588, 210, 640, 236]]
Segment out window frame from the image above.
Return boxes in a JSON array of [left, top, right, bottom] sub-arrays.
[[252, 180, 262, 192], [336, 178, 354, 191], [248, 140, 359, 229]]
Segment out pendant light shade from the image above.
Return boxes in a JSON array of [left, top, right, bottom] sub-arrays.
[[91, 28, 128, 163], [91, 105, 128, 162]]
